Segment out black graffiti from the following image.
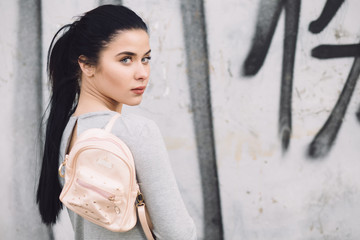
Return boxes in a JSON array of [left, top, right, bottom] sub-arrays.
[[309, 0, 345, 34], [243, 0, 360, 157], [307, 0, 360, 158], [312, 44, 360, 59], [243, 0, 284, 76], [181, 0, 224, 239], [308, 56, 360, 157], [243, 0, 301, 151], [280, 0, 301, 151]]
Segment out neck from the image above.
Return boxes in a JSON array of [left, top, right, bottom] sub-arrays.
[[73, 88, 123, 117]]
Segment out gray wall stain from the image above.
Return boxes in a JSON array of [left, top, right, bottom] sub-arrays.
[[180, 0, 224, 239], [13, 0, 51, 238]]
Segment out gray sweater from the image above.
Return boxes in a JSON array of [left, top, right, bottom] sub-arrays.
[[59, 111, 197, 240]]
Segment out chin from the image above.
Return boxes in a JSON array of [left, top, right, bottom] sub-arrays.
[[125, 100, 143, 106]]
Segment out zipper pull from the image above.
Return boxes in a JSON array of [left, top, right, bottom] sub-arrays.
[[58, 154, 69, 178], [136, 191, 145, 207]]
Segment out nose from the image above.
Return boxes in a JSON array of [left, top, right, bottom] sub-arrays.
[[134, 62, 150, 81]]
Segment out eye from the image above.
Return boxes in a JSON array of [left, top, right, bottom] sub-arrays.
[[120, 56, 132, 64], [142, 56, 151, 64]]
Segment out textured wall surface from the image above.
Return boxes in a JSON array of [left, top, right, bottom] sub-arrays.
[[1, 0, 359, 239]]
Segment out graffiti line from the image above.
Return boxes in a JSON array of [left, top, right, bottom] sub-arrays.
[[308, 56, 360, 158], [243, 0, 301, 151], [279, 0, 301, 151], [180, 0, 224, 239], [309, 0, 345, 34], [312, 44, 360, 59], [243, 0, 284, 76]]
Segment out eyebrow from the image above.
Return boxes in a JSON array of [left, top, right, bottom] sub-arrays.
[[116, 49, 151, 57]]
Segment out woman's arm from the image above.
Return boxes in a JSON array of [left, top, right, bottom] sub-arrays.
[[132, 119, 197, 240]]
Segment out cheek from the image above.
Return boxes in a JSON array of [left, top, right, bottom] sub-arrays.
[[101, 65, 130, 89], [147, 65, 151, 77]]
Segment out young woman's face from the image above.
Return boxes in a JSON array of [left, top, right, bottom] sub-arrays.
[[93, 29, 151, 107]]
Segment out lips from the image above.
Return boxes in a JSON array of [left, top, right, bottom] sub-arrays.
[[131, 86, 146, 95]]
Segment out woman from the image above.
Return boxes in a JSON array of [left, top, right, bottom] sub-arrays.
[[37, 5, 197, 239]]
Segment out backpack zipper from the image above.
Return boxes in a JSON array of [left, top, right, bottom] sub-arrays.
[[58, 154, 69, 178], [76, 178, 116, 201]]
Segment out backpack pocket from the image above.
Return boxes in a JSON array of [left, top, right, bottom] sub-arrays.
[[65, 178, 121, 225]]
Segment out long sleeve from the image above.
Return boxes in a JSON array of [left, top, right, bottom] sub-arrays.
[[129, 119, 197, 240]]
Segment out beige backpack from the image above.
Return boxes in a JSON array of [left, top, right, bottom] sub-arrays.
[[58, 113, 154, 239]]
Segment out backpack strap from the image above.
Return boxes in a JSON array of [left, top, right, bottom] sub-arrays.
[[104, 113, 121, 132], [136, 192, 155, 240], [137, 204, 155, 240], [105, 113, 155, 239]]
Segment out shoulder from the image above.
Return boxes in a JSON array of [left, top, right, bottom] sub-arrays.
[[118, 112, 157, 129], [71, 110, 161, 142], [111, 113, 166, 155], [112, 112, 161, 140]]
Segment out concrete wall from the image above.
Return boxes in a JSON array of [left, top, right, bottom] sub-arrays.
[[1, 0, 359, 239]]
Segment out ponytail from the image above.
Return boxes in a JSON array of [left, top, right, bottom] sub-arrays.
[[37, 24, 79, 224], [36, 4, 148, 225]]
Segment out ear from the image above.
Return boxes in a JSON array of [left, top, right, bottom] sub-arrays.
[[78, 55, 95, 77]]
